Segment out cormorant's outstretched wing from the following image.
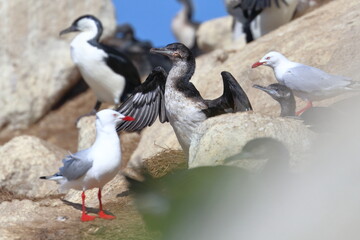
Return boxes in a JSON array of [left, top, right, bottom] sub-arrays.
[[203, 71, 252, 118], [116, 66, 168, 132]]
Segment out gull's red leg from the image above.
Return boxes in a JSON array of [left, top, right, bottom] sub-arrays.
[[98, 188, 116, 220], [296, 101, 313, 116], [81, 191, 96, 222]]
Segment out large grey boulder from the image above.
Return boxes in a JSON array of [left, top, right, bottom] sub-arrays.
[[0, 136, 66, 198], [189, 112, 316, 169], [0, 0, 116, 130]]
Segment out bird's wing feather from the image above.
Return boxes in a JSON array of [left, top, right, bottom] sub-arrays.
[[99, 43, 141, 98], [283, 65, 352, 93], [59, 149, 93, 181], [116, 67, 168, 132], [203, 71, 252, 118]]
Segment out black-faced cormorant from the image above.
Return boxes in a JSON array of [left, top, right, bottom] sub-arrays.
[[225, 0, 298, 42], [116, 43, 252, 157], [125, 137, 290, 239], [172, 0, 202, 56], [60, 15, 141, 114]]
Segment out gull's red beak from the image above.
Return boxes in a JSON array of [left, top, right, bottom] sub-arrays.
[[252, 61, 264, 68], [122, 116, 135, 121]]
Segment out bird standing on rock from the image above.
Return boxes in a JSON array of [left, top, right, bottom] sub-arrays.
[[252, 51, 358, 115], [60, 15, 141, 115], [116, 43, 252, 157], [226, 0, 298, 42], [40, 109, 135, 222]]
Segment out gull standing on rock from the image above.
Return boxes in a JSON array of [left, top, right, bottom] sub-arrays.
[[60, 15, 141, 114], [40, 109, 135, 222], [116, 43, 252, 157], [252, 51, 358, 115]]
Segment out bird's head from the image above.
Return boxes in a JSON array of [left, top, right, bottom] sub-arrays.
[[150, 43, 193, 63], [252, 51, 285, 68], [96, 109, 134, 128], [59, 15, 103, 39], [253, 83, 294, 102]]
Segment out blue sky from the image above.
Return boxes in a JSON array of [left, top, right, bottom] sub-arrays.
[[112, 0, 227, 47]]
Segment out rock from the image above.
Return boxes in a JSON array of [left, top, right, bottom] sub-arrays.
[[0, 199, 80, 240], [197, 16, 246, 53], [0, 0, 116, 130], [0, 136, 66, 198], [128, 0, 360, 166], [76, 115, 97, 151], [189, 112, 316, 169]]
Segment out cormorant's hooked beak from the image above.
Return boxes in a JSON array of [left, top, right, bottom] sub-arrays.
[[252, 61, 265, 68], [150, 47, 175, 57], [253, 85, 279, 98], [59, 25, 79, 36]]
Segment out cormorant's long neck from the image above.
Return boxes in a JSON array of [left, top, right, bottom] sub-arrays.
[[182, 0, 194, 20], [167, 57, 195, 89], [279, 97, 296, 117]]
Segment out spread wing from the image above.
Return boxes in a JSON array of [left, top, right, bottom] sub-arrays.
[[203, 71, 252, 118], [59, 149, 93, 181], [283, 65, 352, 93], [99, 43, 141, 100], [116, 66, 168, 132]]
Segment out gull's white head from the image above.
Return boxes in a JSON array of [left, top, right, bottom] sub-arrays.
[[96, 109, 134, 128], [252, 51, 287, 69]]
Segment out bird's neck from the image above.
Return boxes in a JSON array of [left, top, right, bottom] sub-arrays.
[[72, 29, 101, 46], [279, 98, 296, 117], [167, 59, 195, 89], [180, 0, 194, 20], [94, 123, 120, 146]]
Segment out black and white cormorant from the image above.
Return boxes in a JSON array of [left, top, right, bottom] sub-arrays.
[[172, 0, 202, 56], [116, 43, 252, 157], [60, 15, 141, 113], [125, 137, 290, 239], [225, 0, 298, 42]]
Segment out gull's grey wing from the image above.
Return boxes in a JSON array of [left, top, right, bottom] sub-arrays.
[[203, 71, 252, 118], [59, 148, 92, 181], [116, 66, 168, 132], [283, 65, 352, 93]]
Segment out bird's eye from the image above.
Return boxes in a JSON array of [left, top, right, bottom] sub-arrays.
[[173, 52, 181, 57], [266, 57, 271, 60], [113, 113, 117, 117]]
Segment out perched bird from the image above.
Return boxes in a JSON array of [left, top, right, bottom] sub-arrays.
[[60, 15, 141, 114], [225, 0, 298, 42], [40, 109, 135, 222], [125, 138, 290, 240], [117, 43, 252, 157], [106, 24, 172, 78], [253, 83, 354, 132], [172, 0, 202, 56], [253, 83, 296, 117], [252, 51, 357, 115]]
